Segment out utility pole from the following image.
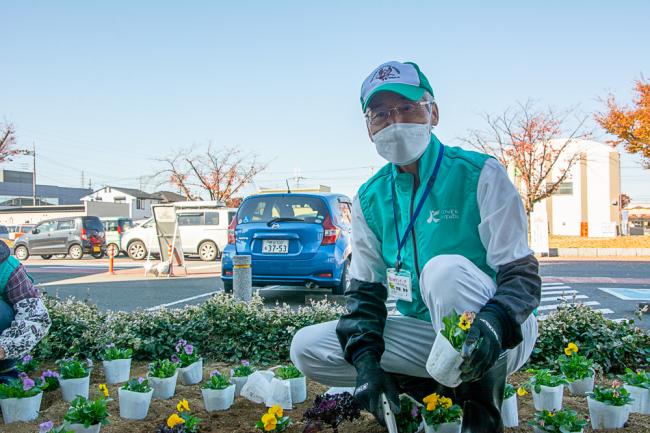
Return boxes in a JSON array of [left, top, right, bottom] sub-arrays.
[[32, 142, 36, 205], [81, 170, 85, 189]]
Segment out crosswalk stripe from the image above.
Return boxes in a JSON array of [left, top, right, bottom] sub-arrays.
[[537, 301, 600, 312], [542, 285, 572, 291], [541, 295, 588, 302], [542, 282, 565, 286], [542, 290, 578, 296]]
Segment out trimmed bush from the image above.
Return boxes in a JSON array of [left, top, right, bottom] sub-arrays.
[[529, 304, 650, 374], [35, 294, 344, 364]]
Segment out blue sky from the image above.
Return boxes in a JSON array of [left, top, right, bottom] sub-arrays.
[[2, 1, 650, 202]]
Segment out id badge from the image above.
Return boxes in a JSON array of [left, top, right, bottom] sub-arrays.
[[386, 268, 412, 302]]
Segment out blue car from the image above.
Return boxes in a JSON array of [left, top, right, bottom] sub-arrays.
[[221, 192, 353, 295]]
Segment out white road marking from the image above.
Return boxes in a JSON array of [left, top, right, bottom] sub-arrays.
[[541, 285, 572, 291], [145, 291, 218, 311], [598, 287, 650, 301], [537, 301, 600, 312], [541, 282, 565, 286], [541, 295, 588, 302], [542, 290, 578, 296]]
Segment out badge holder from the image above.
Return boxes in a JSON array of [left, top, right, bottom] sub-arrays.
[[381, 393, 398, 433]]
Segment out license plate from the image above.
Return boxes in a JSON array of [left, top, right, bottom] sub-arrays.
[[262, 239, 289, 254], [93, 246, 101, 252]]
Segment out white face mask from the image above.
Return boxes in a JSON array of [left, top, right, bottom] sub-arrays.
[[371, 123, 431, 166]]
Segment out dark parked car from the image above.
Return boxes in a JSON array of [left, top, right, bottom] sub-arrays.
[[221, 192, 353, 295], [13, 216, 106, 260]]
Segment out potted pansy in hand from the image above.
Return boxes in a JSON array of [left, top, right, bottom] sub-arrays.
[[621, 368, 650, 414], [57, 357, 92, 402], [528, 409, 587, 433], [0, 373, 43, 423], [64, 395, 110, 433], [100, 344, 132, 385], [276, 364, 307, 404], [557, 343, 594, 396], [501, 383, 527, 428], [119, 377, 154, 420], [587, 381, 633, 429], [527, 369, 568, 412], [16, 354, 39, 374], [426, 310, 474, 387], [231, 359, 255, 396], [174, 339, 203, 386], [421, 393, 462, 433], [202, 370, 235, 411], [256, 405, 291, 432], [148, 359, 179, 399]]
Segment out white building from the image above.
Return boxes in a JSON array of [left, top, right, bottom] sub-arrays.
[[529, 139, 621, 237], [81, 186, 162, 220]]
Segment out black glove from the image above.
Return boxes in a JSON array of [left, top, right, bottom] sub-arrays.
[[460, 307, 505, 383], [352, 351, 400, 426]]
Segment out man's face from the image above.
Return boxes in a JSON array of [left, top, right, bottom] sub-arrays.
[[365, 91, 439, 136]]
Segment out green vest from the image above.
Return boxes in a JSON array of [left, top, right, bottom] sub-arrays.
[[358, 135, 495, 322], [0, 256, 21, 302]]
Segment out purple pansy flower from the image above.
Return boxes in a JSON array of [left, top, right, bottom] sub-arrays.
[[410, 405, 419, 418], [210, 370, 221, 378], [241, 360, 250, 367], [175, 339, 187, 352], [138, 377, 145, 384], [41, 370, 60, 378], [184, 344, 193, 355], [22, 377, 36, 391], [171, 354, 180, 363], [22, 354, 33, 363], [39, 421, 54, 433], [18, 372, 28, 379]]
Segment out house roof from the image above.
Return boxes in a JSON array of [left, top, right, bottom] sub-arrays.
[[86, 186, 160, 200], [154, 191, 188, 203]]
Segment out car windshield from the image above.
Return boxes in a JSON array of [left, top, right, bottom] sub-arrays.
[[238, 196, 329, 224]]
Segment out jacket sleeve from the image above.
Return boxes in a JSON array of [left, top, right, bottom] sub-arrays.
[[476, 158, 542, 348], [336, 195, 388, 364]]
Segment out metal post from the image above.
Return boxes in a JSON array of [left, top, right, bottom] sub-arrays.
[[233, 255, 252, 302]]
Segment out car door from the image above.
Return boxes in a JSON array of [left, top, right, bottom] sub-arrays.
[[29, 220, 57, 254], [177, 212, 203, 254], [53, 219, 76, 253]]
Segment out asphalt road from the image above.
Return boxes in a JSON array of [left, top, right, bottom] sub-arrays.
[[22, 257, 650, 329]]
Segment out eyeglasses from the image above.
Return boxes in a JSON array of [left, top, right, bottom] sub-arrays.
[[365, 101, 433, 127]]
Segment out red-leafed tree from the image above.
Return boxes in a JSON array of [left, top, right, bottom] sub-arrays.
[[595, 78, 650, 168], [155, 144, 267, 203], [461, 101, 590, 217], [0, 122, 18, 163]]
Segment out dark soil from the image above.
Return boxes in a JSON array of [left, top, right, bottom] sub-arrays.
[[2, 365, 648, 433]]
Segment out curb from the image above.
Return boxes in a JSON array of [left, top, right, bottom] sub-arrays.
[[544, 248, 650, 258]]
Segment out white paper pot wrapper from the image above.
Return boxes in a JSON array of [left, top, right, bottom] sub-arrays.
[[426, 331, 463, 388], [624, 384, 650, 414], [202, 385, 236, 412], [567, 371, 594, 396], [423, 420, 461, 433], [179, 358, 203, 386], [532, 384, 563, 411], [60, 376, 90, 402], [285, 376, 307, 404], [500, 394, 518, 428], [118, 388, 154, 420], [103, 359, 131, 385], [0, 392, 43, 423], [241, 371, 274, 404], [67, 423, 101, 433], [149, 371, 178, 400], [232, 376, 249, 396], [587, 397, 629, 429], [265, 378, 293, 410]]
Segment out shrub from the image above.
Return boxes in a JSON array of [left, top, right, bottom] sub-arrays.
[[35, 293, 344, 364], [529, 304, 650, 373]]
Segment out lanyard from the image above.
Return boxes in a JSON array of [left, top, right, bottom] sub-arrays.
[[390, 145, 444, 271]]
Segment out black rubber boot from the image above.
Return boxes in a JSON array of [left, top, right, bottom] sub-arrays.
[[0, 360, 19, 385], [454, 354, 507, 433], [391, 372, 454, 403]]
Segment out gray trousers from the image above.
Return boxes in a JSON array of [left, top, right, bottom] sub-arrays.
[[290, 254, 538, 387]]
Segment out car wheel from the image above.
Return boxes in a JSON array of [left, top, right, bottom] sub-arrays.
[[332, 258, 350, 296], [69, 244, 84, 260], [223, 279, 233, 294], [127, 240, 147, 260], [14, 245, 29, 261], [106, 243, 120, 258], [41, 254, 52, 260], [198, 241, 218, 261]]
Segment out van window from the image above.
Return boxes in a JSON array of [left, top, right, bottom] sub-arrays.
[[36, 221, 57, 233], [0, 225, 8, 234], [338, 202, 352, 225], [204, 212, 219, 225], [178, 213, 203, 226], [57, 220, 76, 231], [83, 217, 104, 232], [119, 219, 134, 231], [103, 220, 119, 231], [228, 211, 236, 224], [238, 196, 329, 224]]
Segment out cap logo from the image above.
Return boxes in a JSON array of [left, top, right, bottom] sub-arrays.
[[373, 65, 400, 82]]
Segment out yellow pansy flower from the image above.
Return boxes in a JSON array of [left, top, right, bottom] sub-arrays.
[[564, 342, 579, 356], [98, 383, 109, 398], [167, 413, 185, 428], [177, 399, 190, 412], [439, 396, 453, 409], [268, 404, 283, 418], [458, 317, 471, 331], [517, 387, 528, 396], [262, 413, 278, 431], [423, 392, 439, 411]]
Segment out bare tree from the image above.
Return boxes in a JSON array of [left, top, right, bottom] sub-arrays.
[[0, 122, 18, 163], [155, 144, 267, 203], [460, 101, 590, 217]]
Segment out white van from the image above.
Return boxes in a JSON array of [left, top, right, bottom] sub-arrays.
[[120, 203, 237, 261]]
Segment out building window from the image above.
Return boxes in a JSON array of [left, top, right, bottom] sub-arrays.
[[553, 181, 574, 196], [136, 198, 144, 210]]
